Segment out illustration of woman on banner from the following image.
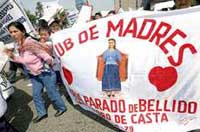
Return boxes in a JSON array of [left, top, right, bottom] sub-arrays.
[[96, 38, 128, 98]]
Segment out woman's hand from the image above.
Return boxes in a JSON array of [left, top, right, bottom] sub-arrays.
[[3, 48, 12, 53], [3, 48, 14, 59], [46, 58, 53, 67]]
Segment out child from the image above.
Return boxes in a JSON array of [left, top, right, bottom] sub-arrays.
[[38, 26, 63, 85]]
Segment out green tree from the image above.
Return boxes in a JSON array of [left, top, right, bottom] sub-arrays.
[[192, 0, 200, 5], [35, 2, 43, 18], [25, 9, 37, 26]]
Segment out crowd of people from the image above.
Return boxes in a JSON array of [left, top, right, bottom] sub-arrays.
[[0, 0, 200, 131]]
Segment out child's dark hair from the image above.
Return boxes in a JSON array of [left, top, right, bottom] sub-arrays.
[[38, 26, 51, 35], [38, 19, 48, 28], [49, 18, 60, 27]]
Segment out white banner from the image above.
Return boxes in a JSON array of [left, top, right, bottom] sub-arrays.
[[52, 6, 200, 132], [0, 0, 35, 44], [76, 5, 92, 25], [0, 42, 8, 71]]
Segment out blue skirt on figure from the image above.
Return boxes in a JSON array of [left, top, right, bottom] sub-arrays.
[[102, 64, 121, 91]]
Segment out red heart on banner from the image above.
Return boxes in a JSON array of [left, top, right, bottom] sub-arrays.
[[62, 66, 73, 85], [148, 66, 178, 92]]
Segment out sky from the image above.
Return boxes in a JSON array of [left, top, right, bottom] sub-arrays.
[[21, 0, 114, 13]]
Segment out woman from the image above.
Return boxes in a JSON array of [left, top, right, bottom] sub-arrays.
[[4, 22, 66, 123], [102, 38, 121, 98]]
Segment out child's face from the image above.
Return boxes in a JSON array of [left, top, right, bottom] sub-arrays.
[[39, 30, 50, 43], [50, 22, 61, 33]]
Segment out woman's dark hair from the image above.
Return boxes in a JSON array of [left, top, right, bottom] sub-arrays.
[[7, 21, 39, 40], [7, 21, 29, 38]]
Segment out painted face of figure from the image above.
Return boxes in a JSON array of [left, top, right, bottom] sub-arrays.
[[108, 39, 116, 49], [8, 25, 25, 42], [175, 0, 192, 9], [50, 22, 61, 33], [39, 30, 50, 43]]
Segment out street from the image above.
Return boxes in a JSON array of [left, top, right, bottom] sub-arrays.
[[5, 74, 120, 132]]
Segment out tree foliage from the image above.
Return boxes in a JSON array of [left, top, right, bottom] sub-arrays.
[[25, 9, 37, 26], [192, 0, 200, 5], [35, 2, 43, 18]]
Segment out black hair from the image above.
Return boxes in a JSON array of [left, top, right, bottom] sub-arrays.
[[38, 19, 48, 28], [38, 26, 51, 35], [7, 21, 39, 41], [107, 10, 116, 15], [49, 18, 60, 27], [7, 21, 29, 37], [95, 12, 102, 17]]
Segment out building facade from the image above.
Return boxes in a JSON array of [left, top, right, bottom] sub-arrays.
[[114, 0, 142, 10], [114, 0, 200, 11]]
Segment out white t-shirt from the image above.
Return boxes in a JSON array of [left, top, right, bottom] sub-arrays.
[[0, 91, 7, 118]]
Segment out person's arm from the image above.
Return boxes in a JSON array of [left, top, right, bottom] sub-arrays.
[[13, 50, 53, 66], [13, 51, 36, 64], [36, 52, 53, 66], [26, 37, 53, 65]]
